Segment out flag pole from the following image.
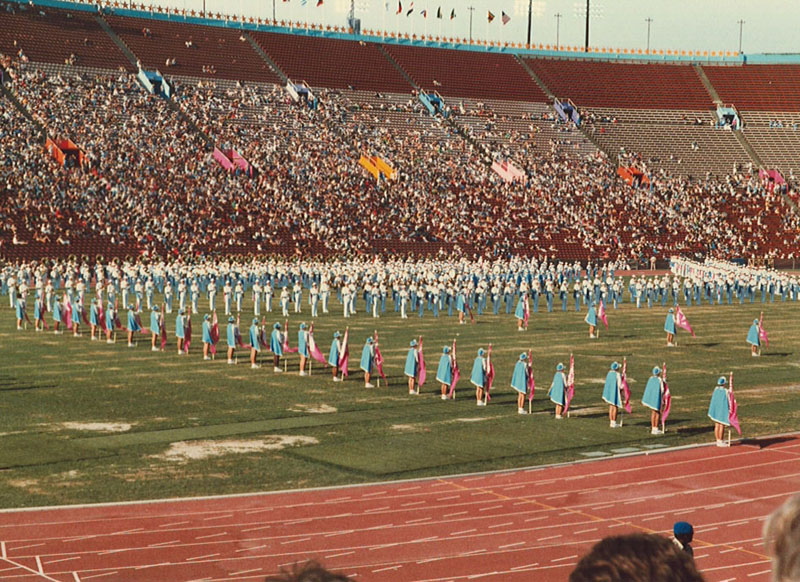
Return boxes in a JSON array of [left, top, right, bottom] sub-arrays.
[[619, 357, 625, 427], [661, 361, 666, 434]]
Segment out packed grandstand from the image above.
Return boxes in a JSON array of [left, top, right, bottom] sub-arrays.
[[1, 0, 800, 266]]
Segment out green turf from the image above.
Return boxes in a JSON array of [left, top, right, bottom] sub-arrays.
[[0, 292, 798, 508]]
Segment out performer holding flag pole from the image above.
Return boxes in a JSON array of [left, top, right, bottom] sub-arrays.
[[747, 317, 762, 357], [510, 352, 529, 414], [436, 344, 453, 400], [620, 357, 632, 425], [602, 361, 623, 428], [338, 327, 350, 382], [708, 374, 732, 447], [483, 344, 495, 405], [661, 363, 671, 434], [642, 365, 665, 435], [565, 354, 575, 418]]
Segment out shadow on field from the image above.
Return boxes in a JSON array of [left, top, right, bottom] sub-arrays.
[[740, 436, 796, 448], [763, 352, 791, 357], [698, 342, 720, 347]]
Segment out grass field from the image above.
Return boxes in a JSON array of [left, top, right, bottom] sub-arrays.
[[0, 291, 798, 509]]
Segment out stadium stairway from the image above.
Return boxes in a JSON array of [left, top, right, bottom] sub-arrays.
[[693, 64, 724, 106], [95, 13, 139, 69], [242, 32, 288, 84], [0, 84, 45, 136], [377, 44, 418, 91]]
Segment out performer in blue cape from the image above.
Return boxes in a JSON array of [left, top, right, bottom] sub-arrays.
[[270, 322, 283, 373], [665, 308, 676, 346], [328, 331, 342, 381], [360, 337, 375, 387], [708, 376, 730, 447], [471, 348, 487, 406], [298, 323, 309, 376], [585, 301, 598, 339], [548, 363, 567, 419], [642, 367, 664, 434], [746, 319, 760, 357], [248, 318, 261, 369], [405, 339, 419, 395], [602, 361, 622, 428], [436, 346, 452, 400], [150, 305, 161, 352], [510, 353, 529, 414], [226, 316, 236, 364]]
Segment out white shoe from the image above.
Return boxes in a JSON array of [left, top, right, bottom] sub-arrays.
[[227, 359, 235, 365], [555, 414, 563, 419], [16, 326, 22, 330], [477, 400, 486, 406], [610, 421, 618, 428], [332, 377, 341, 382], [716, 439, 729, 447], [90, 336, 97, 341], [54, 330, 63, 335], [299, 371, 307, 376], [441, 394, 448, 400], [365, 383, 374, 388], [128, 343, 135, 347], [651, 427, 663, 435], [518, 408, 526, 414], [106, 339, 114, 344], [273, 367, 282, 373], [204, 356, 212, 361], [752, 353, 758, 357], [152, 346, 159, 352], [251, 363, 260, 369], [589, 334, 595, 339]]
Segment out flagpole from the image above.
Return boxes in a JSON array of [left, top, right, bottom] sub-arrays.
[[619, 357, 625, 427], [661, 361, 666, 434]]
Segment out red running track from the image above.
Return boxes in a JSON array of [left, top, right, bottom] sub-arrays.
[[1, 434, 798, 582]]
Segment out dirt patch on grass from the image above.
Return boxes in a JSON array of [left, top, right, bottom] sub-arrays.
[[289, 404, 337, 414], [61, 422, 133, 432], [153, 436, 319, 463]]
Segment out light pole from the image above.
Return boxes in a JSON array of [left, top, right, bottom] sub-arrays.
[[272, 0, 275, 22], [527, 0, 532, 47], [645, 17, 652, 52], [737, 19, 745, 53], [584, 0, 590, 52], [555, 12, 561, 49], [468, 6, 475, 43]]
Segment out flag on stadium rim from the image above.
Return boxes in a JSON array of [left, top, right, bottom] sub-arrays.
[[501, 10, 510, 24], [564, 353, 575, 413], [487, 10, 495, 22], [338, 327, 350, 377], [758, 311, 769, 348], [316, 0, 323, 6], [418, 336, 427, 386], [675, 304, 695, 337], [729, 372, 741, 435], [598, 300, 608, 329], [450, 8, 455, 19], [396, 1, 401, 14], [448, 338, 460, 397], [661, 362, 671, 425], [436, 6, 441, 18], [621, 357, 632, 414], [420, 8, 427, 17], [406, 2, 414, 16]]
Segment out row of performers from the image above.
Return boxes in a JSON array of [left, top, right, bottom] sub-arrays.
[[15, 300, 743, 446]]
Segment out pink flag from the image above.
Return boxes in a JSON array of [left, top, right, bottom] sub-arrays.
[[527, 348, 535, 402], [758, 312, 769, 348], [621, 357, 632, 413], [308, 323, 327, 364], [209, 311, 219, 355], [64, 296, 73, 331], [160, 305, 167, 351], [81, 305, 90, 326], [282, 319, 298, 353], [729, 372, 741, 435], [523, 296, 530, 329], [374, 331, 387, 381], [448, 338, 460, 397], [485, 344, 496, 401], [338, 327, 349, 377], [564, 354, 575, 413], [184, 316, 192, 354], [598, 300, 608, 330], [675, 305, 695, 337], [418, 336, 426, 386], [97, 301, 106, 332], [661, 363, 672, 423]]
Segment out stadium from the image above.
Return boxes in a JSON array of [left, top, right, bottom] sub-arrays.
[[1, 0, 800, 579]]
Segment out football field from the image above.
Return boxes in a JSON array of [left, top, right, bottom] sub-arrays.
[[0, 291, 798, 508]]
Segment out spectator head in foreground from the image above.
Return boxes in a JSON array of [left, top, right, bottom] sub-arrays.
[[569, 533, 705, 582], [264, 561, 351, 582], [764, 493, 800, 582]]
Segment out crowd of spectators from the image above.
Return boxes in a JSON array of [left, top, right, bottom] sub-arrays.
[[1, 59, 799, 264]]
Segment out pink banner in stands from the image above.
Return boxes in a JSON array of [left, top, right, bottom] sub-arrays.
[[213, 147, 235, 171]]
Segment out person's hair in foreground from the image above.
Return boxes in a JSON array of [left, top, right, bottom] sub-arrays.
[[763, 493, 800, 582], [264, 561, 352, 582], [569, 533, 705, 582]]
